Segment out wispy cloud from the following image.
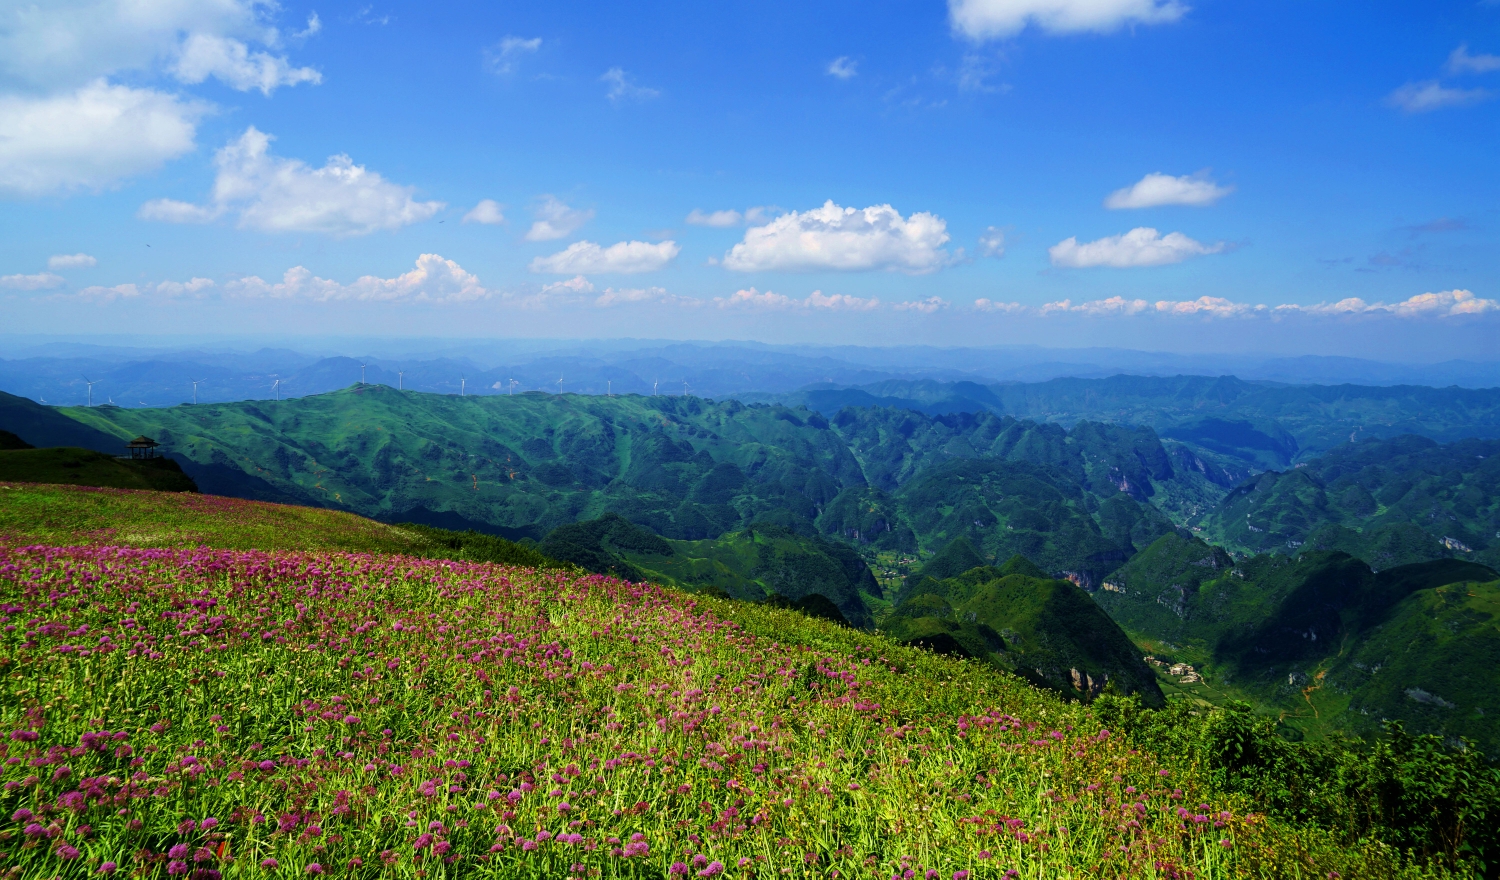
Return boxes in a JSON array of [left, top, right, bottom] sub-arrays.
[[485, 36, 542, 75], [971, 290, 1499, 319], [530, 240, 680, 274], [462, 200, 505, 225], [714, 288, 880, 310], [827, 57, 858, 80], [1387, 80, 1492, 113], [0, 272, 66, 291], [1447, 44, 1500, 76], [602, 68, 660, 102], [47, 253, 97, 270], [950, 0, 1187, 40]]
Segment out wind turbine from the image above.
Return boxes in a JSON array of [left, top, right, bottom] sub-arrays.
[[556, 375, 565, 394], [271, 379, 281, 401], [508, 378, 518, 395], [607, 379, 612, 397], [459, 375, 466, 397], [397, 370, 405, 391], [82, 376, 98, 407], [652, 379, 659, 397], [190, 378, 204, 405], [682, 380, 690, 397], [359, 363, 367, 385]]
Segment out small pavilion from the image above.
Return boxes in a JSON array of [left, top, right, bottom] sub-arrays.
[[126, 436, 160, 460]]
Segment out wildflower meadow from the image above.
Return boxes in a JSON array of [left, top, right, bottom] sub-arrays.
[[0, 483, 1456, 878]]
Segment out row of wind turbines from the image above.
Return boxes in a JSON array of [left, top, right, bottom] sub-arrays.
[[69, 367, 694, 408]]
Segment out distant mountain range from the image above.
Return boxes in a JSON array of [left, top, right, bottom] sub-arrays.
[[1, 338, 1497, 409]]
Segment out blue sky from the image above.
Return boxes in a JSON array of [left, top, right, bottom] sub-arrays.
[[2, 0, 1498, 358]]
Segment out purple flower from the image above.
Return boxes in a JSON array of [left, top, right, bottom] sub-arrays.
[[697, 861, 725, 877], [954, 873, 970, 880], [168, 844, 191, 860], [669, 864, 689, 876], [98, 863, 118, 874], [419, 779, 439, 797], [200, 817, 218, 830], [305, 865, 324, 875], [414, 834, 434, 850], [56, 844, 80, 860], [260, 859, 279, 869], [22, 823, 44, 837], [167, 862, 188, 876]]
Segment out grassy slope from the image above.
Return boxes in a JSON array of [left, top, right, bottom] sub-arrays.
[[0, 482, 1431, 878], [0, 447, 198, 492]]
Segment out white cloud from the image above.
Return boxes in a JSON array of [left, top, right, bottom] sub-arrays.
[[893, 296, 949, 313], [0, 0, 318, 93], [828, 57, 858, 79], [485, 36, 542, 75], [0, 272, 66, 291], [1387, 81, 1492, 113], [979, 227, 1006, 257], [529, 240, 681, 274], [151, 277, 216, 298], [722, 201, 954, 274], [463, 200, 505, 225], [0, 81, 204, 196], [541, 275, 595, 295], [713, 287, 880, 310], [139, 127, 444, 236], [225, 254, 489, 303], [949, 0, 1187, 40], [1048, 227, 1226, 268], [524, 196, 594, 241], [172, 33, 321, 95], [47, 253, 97, 270], [75, 283, 140, 302], [973, 298, 1027, 312], [686, 209, 743, 227], [1105, 172, 1232, 209], [595, 286, 701, 308], [1152, 296, 1261, 317], [601, 67, 660, 102], [138, 198, 221, 223], [1447, 44, 1500, 76], [1286, 289, 1497, 318]]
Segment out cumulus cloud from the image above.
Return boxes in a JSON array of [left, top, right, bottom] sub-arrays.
[[0, 81, 204, 196], [0, 0, 320, 93], [525, 196, 594, 241], [1387, 81, 1492, 113], [463, 200, 505, 225], [973, 298, 1027, 312], [722, 201, 954, 274], [172, 33, 321, 95], [949, 0, 1187, 40], [975, 290, 1498, 320], [1105, 172, 1232, 209], [686, 209, 744, 227], [1447, 44, 1500, 76], [979, 227, 1006, 258], [1286, 289, 1497, 318], [1049, 227, 1226, 268], [713, 288, 881, 310], [47, 253, 97, 270], [225, 254, 489, 303], [601, 67, 660, 102], [894, 296, 949, 313], [540, 275, 595, 295], [139, 127, 444, 236], [485, 36, 542, 75], [529, 240, 681, 274], [0, 272, 66, 291], [0, 1, 316, 197], [827, 57, 858, 79]]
